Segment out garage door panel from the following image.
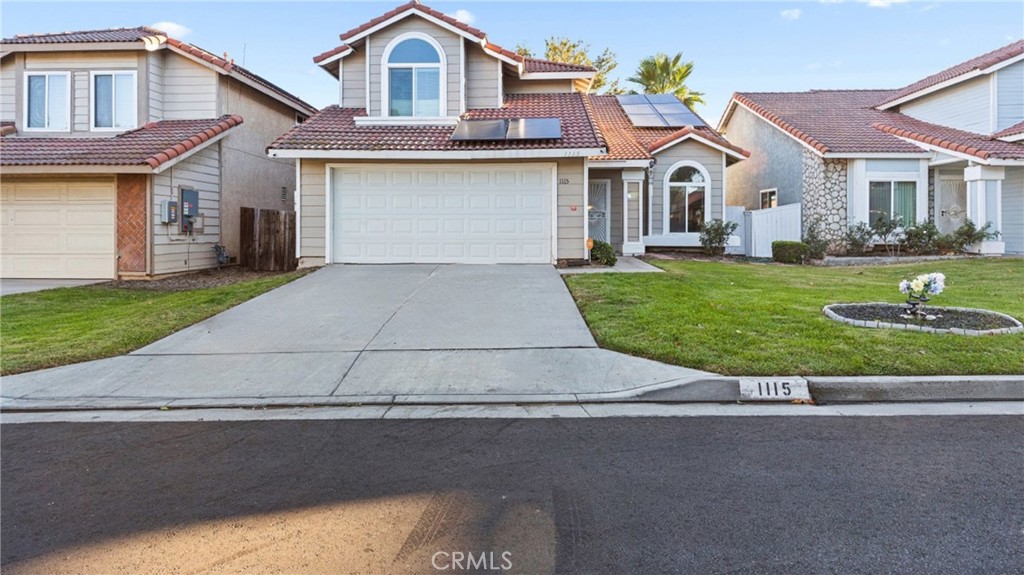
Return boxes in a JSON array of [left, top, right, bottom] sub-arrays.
[[332, 164, 553, 264], [2, 179, 116, 278]]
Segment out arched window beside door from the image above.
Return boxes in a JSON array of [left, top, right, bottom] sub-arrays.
[[664, 161, 710, 233]]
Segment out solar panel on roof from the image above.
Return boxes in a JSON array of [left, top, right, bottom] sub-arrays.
[[450, 119, 508, 141], [615, 94, 707, 128], [506, 118, 561, 140], [450, 118, 562, 142]]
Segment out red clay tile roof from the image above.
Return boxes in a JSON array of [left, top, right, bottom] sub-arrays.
[[878, 40, 1024, 108], [1, 26, 165, 44], [339, 1, 487, 42], [0, 116, 243, 169], [871, 116, 1024, 161], [993, 120, 1024, 140], [313, 44, 353, 64], [587, 95, 747, 161], [523, 58, 595, 74], [729, 90, 928, 155], [2, 27, 316, 115], [268, 94, 604, 153]]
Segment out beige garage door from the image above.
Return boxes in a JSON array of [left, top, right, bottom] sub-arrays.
[[331, 163, 555, 264], [1, 178, 117, 279]]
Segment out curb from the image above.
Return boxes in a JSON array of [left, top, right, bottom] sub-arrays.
[[2, 376, 1022, 412]]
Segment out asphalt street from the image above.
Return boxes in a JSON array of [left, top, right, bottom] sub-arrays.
[[2, 416, 1022, 574]]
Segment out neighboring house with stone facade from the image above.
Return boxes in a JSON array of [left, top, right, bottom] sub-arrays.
[[718, 40, 1024, 255], [0, 27, 316, 279], [269, 1, 749, 266]]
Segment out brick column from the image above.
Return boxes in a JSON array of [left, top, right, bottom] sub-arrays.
[[116, 174, 148, 274]]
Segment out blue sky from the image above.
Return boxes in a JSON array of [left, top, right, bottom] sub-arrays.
[[3, 1, 1021, 121]]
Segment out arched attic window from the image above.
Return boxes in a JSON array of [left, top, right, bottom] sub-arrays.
[[666, 163, 709, 234], [384, 35, 444, 117]]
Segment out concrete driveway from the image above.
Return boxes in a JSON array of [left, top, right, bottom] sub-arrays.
[[1, 279, 104, 296], [2, 265, 710, 409]]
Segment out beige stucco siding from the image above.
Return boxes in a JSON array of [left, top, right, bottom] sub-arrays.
[[503, 77, 574, 94], [162, 54, 218, 120], [340, 49, 367, 109], [296, 158, 587, 265], [555, 158, 586, 259], [0, 58, 14, 122], [366, 17, 461, 117], [216, 76, 299, 257], [465, 42, 500, 109], [147, 51, 164, 121], [151, 144, 221, 274], [650, 140, 725, 235], [298, 159, 328, 265]]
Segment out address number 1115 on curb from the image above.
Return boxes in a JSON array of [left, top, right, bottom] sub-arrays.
[[738, 379, 811, 401]]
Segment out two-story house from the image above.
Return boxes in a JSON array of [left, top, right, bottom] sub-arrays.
[[0, 27, 317, 279], [719, 40, 1024, 255], [269, 1, 748, 266]]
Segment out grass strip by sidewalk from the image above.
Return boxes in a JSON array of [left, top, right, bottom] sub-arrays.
[[1, 271, 306, 375], [564, 258, 1024, 376]]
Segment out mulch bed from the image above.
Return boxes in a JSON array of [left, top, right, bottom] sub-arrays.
[[830, 303, 1020, 331], [98, 266, 313, 292]]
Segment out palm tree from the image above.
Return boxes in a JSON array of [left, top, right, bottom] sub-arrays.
[[626, 52, 705, 108]]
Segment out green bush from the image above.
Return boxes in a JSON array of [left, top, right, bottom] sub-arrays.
[[870, 215, 903, 257], [843, 221, 875, 256], [772, 241, 809, 264], [699, 218, 739, 256], [802, 216, 830, 260], [591, 240, 617, 266], [902, 221, 942, 255], [950, 219, 999, 252]]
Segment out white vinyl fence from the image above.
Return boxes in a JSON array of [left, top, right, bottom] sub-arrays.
[[742, 203, 802, 258]]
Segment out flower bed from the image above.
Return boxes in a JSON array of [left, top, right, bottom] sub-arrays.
[[823, 303, 1023, 336]]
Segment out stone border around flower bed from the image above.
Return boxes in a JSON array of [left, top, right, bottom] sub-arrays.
[[816, 254, 997, 267], [823, 303, 1024, 336]]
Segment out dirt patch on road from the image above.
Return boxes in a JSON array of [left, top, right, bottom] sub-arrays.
[[100, 266, 315, 292]]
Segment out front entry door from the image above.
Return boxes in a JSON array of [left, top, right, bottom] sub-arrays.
[[937, 178, 968, 234], [588, 180, 611, 244]]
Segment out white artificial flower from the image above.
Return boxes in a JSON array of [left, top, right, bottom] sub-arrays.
[[910, 279, 925, 293], [899, 280, 910, 294]]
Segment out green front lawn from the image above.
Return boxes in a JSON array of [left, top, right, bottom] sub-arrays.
[[1, 272, 307, 375], [565, 259, 1024, 376]]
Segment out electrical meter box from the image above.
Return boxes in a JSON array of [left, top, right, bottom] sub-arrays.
[[179, 187, 200, 234], [160, 200, 179, 224]]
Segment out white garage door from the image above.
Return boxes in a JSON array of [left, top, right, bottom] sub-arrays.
[[331, 163, 554, 264], [1, 179, 117, 279]]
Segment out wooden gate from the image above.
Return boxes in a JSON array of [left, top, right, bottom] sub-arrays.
[[239, 207, 297, 271]]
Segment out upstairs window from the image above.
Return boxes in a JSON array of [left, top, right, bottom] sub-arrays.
[[92, 72, 137, 130], [385, 36, 443, 117], [25, 72, 69, 131]]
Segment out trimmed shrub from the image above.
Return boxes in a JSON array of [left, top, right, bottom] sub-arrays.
[[772, 240, 809, 264], [802, 216, 829, 260], [699, 218, 739, 256], [902, 221, 942, 255], [591, 240, 617, 266], [844, 221, 875, 256], [950, 219, 999, 252]]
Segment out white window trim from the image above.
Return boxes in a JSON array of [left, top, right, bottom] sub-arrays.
[[89, 70, 138, 132], [759, 188, 778, 210], [22, 71, 71, 132], [662, 160, 711, 235], [381, 32, 447, 118], [866, 179, 918, 226]]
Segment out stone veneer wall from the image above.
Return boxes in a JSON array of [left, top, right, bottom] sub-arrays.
[[927, 170, 936, 223], [801, 150, 848, 249]]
